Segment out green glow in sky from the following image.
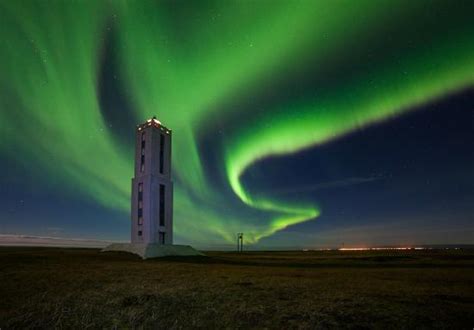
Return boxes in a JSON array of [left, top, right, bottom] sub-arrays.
[[0, 0, 473, 244]]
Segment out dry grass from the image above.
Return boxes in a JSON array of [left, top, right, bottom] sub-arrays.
[[1, 247, 473, 329]]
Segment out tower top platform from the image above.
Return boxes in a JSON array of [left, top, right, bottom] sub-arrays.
[[137, 117, 172, 133]]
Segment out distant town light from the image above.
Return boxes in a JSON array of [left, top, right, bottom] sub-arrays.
[[338, 247, 430, 251]]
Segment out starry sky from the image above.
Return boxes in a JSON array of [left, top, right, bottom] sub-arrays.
[[0, 0, 473, 248]]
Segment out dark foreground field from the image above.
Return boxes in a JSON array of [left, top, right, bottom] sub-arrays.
[[1, 248, 474, 329]]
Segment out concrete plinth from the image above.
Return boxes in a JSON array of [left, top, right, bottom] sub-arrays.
[[102, 243, 204, 259]]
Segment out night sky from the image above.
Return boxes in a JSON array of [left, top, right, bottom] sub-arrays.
[[0, 0, 473, 248]]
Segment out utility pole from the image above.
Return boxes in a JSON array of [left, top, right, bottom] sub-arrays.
[[237, 233, 244, 252]]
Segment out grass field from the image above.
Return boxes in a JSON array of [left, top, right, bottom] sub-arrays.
[[1, 247, 473, 329]]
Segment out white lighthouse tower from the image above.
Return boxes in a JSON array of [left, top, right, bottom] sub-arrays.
[[103, 117, 202, 259], [131, 117, 173, 245]]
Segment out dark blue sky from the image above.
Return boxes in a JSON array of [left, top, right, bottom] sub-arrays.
[[254, 89, 474, 247]]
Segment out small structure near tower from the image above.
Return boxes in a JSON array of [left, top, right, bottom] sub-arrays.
[[237, 233, 244, 252], [103, 117, 202, 259]]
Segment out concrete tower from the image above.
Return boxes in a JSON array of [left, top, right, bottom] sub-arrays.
[[103, 117, 202, 258], [131, 117, 173, 245]]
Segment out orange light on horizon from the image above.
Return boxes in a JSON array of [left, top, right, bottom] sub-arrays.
[[338, 247, 429, 251]]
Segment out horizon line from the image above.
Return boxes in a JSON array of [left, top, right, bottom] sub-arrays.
[[0, 234, 473, 250]]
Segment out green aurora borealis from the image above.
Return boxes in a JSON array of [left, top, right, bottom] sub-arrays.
[[1, 0, 473, 244]]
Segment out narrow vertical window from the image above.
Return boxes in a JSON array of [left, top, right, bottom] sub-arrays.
[[159, 184, 165, 226], [159, 133, 164, 174], [140, 132, 145, 172], [138, 182, 143, 226], [138, 183, 143, 201]]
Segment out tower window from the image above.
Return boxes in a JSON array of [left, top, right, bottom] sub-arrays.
[[138, 217, 143, 225], [138, 208, 143, 217], [140, 155, 145, 173], [142, 132, 146, 150], [141, 132, 146, 152], [159, 184, 165, 226], [138, 183, 143, 203], [138, 230, 142, 236], [159, 134, 164, 174]]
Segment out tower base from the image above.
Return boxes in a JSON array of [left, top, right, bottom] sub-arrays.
[[102, 243, 204, 259]]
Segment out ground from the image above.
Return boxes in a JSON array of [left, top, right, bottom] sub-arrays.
[[1, 247, 473, 329]]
